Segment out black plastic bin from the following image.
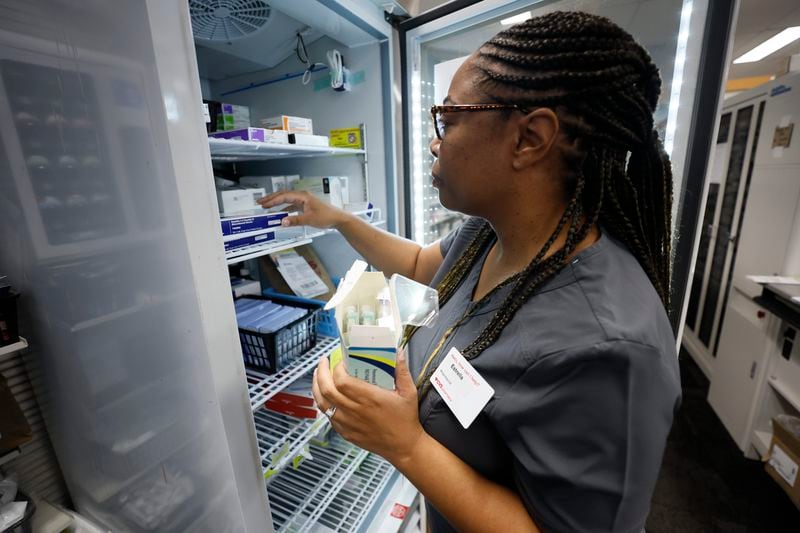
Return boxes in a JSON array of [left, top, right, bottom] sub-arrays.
[[0, 287, 20, 347], [237, 296, 319, 374]]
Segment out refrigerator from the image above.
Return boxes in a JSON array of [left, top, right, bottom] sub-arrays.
[[0, 0, 735, 530]]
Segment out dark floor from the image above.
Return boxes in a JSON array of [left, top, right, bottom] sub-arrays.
[[645, 350, 798, 532]]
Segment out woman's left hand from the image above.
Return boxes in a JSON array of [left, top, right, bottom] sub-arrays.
[[312, 350, 424, 466]]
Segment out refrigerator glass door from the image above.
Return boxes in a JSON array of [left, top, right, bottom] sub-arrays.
[[0, 1, 270, 530], [403, 0, 703, 247]]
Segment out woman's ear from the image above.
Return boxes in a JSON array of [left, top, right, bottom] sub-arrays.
[[512, 108, 560, 171]]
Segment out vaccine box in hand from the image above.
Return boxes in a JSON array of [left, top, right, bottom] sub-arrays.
[[325, 261, 403, 390]]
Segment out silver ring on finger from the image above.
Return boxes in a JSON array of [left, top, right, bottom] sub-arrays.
[[324, 405, 337, 420]]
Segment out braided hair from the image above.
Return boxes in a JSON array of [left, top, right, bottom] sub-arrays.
[[405, 11, 673, 368]]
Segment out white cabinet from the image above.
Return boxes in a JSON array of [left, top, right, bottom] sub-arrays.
[[684, 73, 800, 460], [708, 290, 775, 453]]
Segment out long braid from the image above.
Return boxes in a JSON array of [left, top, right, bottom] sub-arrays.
[[411, 12, 673, 382]]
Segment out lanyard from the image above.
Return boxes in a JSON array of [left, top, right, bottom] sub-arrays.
[[412, 236, 523, 403], [413, 303, 479, 403]]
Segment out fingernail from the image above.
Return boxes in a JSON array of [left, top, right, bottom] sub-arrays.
[[281, 218, 290, 227], [397, 350, 405, 363]]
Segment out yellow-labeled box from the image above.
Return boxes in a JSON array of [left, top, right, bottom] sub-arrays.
[[329, 127, 363, 149]]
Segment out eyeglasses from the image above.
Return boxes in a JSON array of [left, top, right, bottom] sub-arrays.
[[430, 103, 531, 140]]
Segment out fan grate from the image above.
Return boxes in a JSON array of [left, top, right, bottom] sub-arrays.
[[190, 0, 272, 42]]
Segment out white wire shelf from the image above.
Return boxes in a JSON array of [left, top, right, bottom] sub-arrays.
[[317, 452, 395, 532], [246, 336, 340, 412], [226, 237, 313, 265], [209, 138, 365, 161], [268, 437, 369, 533], [224, 209, 383, 265], [254, 409, 330, 482]]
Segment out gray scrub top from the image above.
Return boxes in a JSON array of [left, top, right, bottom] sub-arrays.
[[407, 217, 680, 533]]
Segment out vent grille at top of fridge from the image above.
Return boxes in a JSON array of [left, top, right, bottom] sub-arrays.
[[189, 0, 272, 42]]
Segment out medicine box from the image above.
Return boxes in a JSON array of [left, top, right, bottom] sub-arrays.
[[205, 100, 250, 132], [288, 133, 330, 147], [329, 127, 363, 149], [216, 187, 266, 215], [261, 115, 313, 134], [223, 231, 276, 253], [765, 415, 800, 507], [209, 128, 289, 144], [220, 211, 288, 239], [263, 375, 319, 419], [290, 176, 344, 209], [239, 175, 297, 195], [230, 277, 261, 298], [325, 261, 402, 390], [259, 245, 337, 302]]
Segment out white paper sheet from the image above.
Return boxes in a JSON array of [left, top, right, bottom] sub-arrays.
[[274, 250, 328, 299]]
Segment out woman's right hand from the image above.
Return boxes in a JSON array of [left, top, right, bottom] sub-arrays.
[[257, 190, 348, 229]]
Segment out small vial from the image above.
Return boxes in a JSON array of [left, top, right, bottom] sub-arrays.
[[377, 288, 391, 319], [360, 305, 376, 326], [345, 305, 358, 332]]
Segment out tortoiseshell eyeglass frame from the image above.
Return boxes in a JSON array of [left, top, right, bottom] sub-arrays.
[[430, 104, 531, 140]]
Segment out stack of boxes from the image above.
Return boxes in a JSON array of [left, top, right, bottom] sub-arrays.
[[205, 104, 332, 148], [207, 104, 358, 250], [204, 100, 250, 133], [221, 211, 288, 254], [260, 115, 329, 147]]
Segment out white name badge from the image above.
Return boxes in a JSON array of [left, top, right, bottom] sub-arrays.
[[430, 347, 495, 429]]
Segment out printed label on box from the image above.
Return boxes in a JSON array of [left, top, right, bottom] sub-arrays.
[[769, 443, 799, 486], [330, 127, 362, 148], [274, 250, 328, 298]]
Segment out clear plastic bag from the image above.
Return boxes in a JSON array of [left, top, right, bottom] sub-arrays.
[[775, 414, 800, 439], [389, 274, 439, 328]]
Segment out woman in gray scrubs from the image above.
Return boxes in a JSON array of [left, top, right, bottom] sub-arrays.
[[260, 11, 679, 533]]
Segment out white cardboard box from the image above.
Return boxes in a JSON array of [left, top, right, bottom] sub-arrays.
[[290, 176, 344, 208], [261, 115, 313, 134], [216, 187, 266, 215], [239, 175, 297, 195], [288, 133, 329, 147], [325, 261, 402, 390]]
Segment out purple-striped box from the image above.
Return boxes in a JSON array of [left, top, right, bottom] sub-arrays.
[[209, 128, 289, 144], [224, 231, 276, 253]]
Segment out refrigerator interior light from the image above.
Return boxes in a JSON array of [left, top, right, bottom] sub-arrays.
[[411, 72, 425, 244], [500, 12, 531, 26], [664, 0, 693, 156], [733, 26, 800, 64]]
